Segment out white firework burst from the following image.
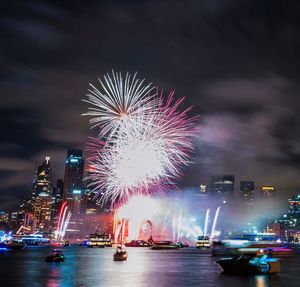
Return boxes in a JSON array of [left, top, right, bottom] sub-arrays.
[[82, 70, 157, 137]]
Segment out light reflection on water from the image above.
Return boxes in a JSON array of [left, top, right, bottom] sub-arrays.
[[0, 247, 299, 287]]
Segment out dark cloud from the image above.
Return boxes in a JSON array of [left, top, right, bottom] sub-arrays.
[[1, 0, 300, 211]]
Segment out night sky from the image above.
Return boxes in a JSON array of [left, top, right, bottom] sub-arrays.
[[1, 0, 300, 212]]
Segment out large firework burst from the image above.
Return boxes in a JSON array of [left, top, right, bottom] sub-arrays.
[[83, 72, 197, 205]]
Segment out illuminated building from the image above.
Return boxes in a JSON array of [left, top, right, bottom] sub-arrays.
[[34, 192, 52, 232], [63, 150, 84, 210], [240, 181, 254, 205], [210, 175, 235, 197], [0, 211, 9, 223], [32, 155, 51, 203], [32, 156, 52, 232], [288, 194, 300, 216], [16, 212, 35, 233], [10, 212, 18, 226], [260, 186, 276, 199], [194, 184, 209, 198]]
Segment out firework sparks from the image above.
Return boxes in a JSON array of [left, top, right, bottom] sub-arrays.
[[83, 71, 157, 137], [84, 72, 197, 205]]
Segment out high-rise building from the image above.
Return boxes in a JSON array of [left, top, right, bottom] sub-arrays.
[[32, 156, 51, 203], [33, 192, 52, 232], [240, 181, 255, 205], [63, 150, 84, 210], [260, 186, 276, 199], [32, 156, 52, 232], [52, 179, 64, 218], [63, 149, 85, 237], [210, 175, 235, 197]]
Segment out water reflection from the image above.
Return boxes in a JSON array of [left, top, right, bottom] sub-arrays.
[[0, 247, 298, 287], [255, 275, 268, 287]]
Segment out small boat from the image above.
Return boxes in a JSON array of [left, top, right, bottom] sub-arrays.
[[113, 246, 128, 261], [151, 241, 179, 250], [45, 249, 65, 263], [125, 240, 151, 247], [216, 253, 280, 275], [176, 242, 189, 248]]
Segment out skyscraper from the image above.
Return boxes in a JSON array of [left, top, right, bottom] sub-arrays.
[[32, 156, 52, 232], [63, 149, 84, 210], [210, 175, 235, 197], [51, 179, 64, 221], [240, 181, 255, 205], [63, 149, 85, 237], [32, 155, 51, 203]]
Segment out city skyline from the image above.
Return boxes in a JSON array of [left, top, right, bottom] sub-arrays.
[[2, 1, 300, 211], [0, 149, 295, 213]]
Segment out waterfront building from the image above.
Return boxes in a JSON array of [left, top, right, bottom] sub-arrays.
[[260, 186, 276, 199], [210, 175, 235, 197], [33, 192, 52, 232], [10, 211, 18, 226], [0, 211, 9, 223], [240, 181, 255, 205]]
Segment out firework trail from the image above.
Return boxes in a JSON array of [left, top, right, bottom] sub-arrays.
[[84, 71, 197, 205]]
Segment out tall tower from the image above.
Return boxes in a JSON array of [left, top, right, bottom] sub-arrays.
[[63, 149, 84, 212], [32, 155, 52, 232]]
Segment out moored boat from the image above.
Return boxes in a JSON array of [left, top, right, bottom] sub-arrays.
[[151, 241, 179, 250], [82, 234, 111, 248], [125, 240, 151, 247]]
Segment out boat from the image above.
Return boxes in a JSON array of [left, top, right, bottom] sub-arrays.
[[113, 245, 128, 261], [45, 249, 65, 263], [125, 240, 151, 247], [176, 242, 189, 248], [196, 236, 210, 248], [82, 234, 111, 248], [16, 234, 51, 247], [151, 241, 179, 250], [113, 220, 127, 261], [1, 240, 25, 250], [216, 252, 280, 275], [51, 240, 70, 248]]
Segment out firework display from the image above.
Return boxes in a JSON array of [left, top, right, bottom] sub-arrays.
[[84, 71, 197, 205]]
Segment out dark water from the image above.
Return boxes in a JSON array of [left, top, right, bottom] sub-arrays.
[[0, 247, 299, 287]]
